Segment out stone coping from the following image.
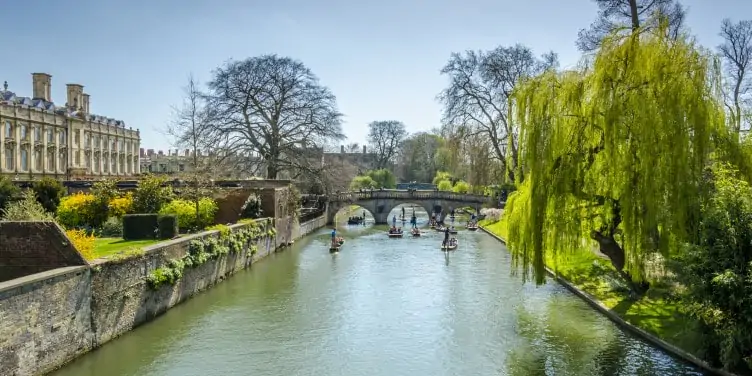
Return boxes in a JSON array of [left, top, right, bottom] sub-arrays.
[[0, 265, 88, 297], [479, 226, 737, 376]]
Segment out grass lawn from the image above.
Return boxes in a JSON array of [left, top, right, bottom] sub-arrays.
[[92, 237, 164, 259], [480, 217, 703, 356]]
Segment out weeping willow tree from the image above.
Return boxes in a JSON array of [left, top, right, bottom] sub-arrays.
[[505, 26, 727, 288]]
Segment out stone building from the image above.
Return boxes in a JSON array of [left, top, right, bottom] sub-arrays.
[[0, 73, 140, 179], [139, 148, 263, 179]]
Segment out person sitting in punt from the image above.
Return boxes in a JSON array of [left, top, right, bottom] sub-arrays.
[[389, 226, 397, 234]]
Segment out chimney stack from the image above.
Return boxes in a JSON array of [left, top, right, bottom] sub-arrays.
[[140, 148, 145, 157], [363, 145, 367, 154], [341, 145, 345, 153], [82, 93, 90, 114], [147, 149, 154, 157], [66, 83, 84, 110], [31, 73, 52, 102], [185, 149, 190, 157], [158, 150, 164, 156]]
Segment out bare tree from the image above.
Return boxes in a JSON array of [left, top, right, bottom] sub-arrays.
[[344, 142, 360, 153], [577, 0, 686, 52], [167, 75, 221, 225], [719, 18, 752, 134], [367, 120, 407, 169], [438, 44, 555, 182], [205, 54, 345, 179]]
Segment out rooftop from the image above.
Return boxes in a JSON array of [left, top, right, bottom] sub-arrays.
[[0, 80, 129, 130]]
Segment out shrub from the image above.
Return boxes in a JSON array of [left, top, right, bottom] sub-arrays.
[[99, 217, 123, 237], [0, 176, 20, 212], [437, 180, 453, 191], [432, 171, 452, 185], [66, 229, 95, 260], [1, 190, 54, 221], [122, 214, 159, 240], [108, 193, 133, 218], [32, 177, 66, 213], [157, 215, 179, 239], [452, 180, 470, 194], [131, 175, 174, 213], [90, 179, 119, 227], [240, 193, 263, 219], [56, 193, 97, 228], [159, 198, 218, 232]]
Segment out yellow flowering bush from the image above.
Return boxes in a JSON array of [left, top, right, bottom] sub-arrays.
[[57, 193, 96, 228], [66, 229, 95, 260], [108, 193, 133, 218], [159, 198, 218, 231]]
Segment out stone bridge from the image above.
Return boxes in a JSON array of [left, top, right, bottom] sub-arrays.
[[327, 190, 494, 224]]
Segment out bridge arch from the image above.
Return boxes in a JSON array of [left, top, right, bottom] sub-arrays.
[[327, 190, 492, 225], [329, 204, 376, 226]]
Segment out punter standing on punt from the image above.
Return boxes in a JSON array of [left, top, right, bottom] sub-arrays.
[[443, 226, 450, 246], [331, 227, 337, 246]]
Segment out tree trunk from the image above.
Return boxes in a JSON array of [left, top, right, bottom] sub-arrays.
[[590, 230, 649, 294]]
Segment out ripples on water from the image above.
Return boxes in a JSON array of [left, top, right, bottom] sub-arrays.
[[50, 208, 705, 376]]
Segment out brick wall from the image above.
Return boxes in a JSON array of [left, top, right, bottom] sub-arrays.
[[0, 222, 88, 283]]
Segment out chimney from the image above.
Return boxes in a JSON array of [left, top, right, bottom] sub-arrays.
[[140, 148, 145, 157], [66, 83, 84, 110], [82, 93, 90, 114], [341, 145, 345, 153], [147, 149, 154, 157], [363, 145, 367, 154], [185, 149, 190, 157], [158, 150, 164, 156], [31, 73, 52, 102]]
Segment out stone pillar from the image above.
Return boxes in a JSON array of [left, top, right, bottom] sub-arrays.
[[0, 122, 5, 172], [14, 125, 20, 172]]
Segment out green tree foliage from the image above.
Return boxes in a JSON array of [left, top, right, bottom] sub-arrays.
[[432, 171, 453, 185], [32, 177, 66, 213], [367, 169, 396, 189], [505, 29, 725, 286], [349, 175, 377, 190], [132, 175, 175, 214], [1, 190, 53, 221], [452, 180, 470, 193], [437, 180, 453, 191], [0, 176, 20, 212], [90, 179, 119, 228], [677, 163, 752, 373]]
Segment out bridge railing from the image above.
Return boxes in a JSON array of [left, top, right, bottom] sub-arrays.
[[330, 190, 492, 203]]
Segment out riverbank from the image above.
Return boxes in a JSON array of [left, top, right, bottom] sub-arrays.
[[479, 218, 735, 376], [0, 215, 327, 376]]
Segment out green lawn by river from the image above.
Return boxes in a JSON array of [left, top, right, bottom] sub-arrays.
[[479, 217, 704, 357]]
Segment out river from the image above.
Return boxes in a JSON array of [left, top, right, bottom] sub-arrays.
[[51, 206, 704, 376]]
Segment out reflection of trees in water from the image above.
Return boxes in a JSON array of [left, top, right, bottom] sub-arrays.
[[505, 296, 635, 376]]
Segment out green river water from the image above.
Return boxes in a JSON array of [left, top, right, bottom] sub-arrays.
[[51, 206, 705, 376]]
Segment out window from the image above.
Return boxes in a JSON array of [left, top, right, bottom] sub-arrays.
[[47, 129, 54, 143], [34, 127, 41, 142], [59, 130, 67, 145], [94, 134, 99, 148], [179, 164, 185, 172], [84, 132, 90, 146], [74, 132, 80, 145], [93, 155, 99, 172], [20, 147, 27, 171], [35, 149, 42, 170], [111, 155, 117, 173], [86, 154, 91, 168], [75, 151, 80, 165], [120, 157, 124, 172], [4, 144, 13, 170], [19, 123, 27, 140], [4, 120, 11, 138], [59, 150, 66, 171], [103, 155, 108, 173], [47, 151, 55, 171]]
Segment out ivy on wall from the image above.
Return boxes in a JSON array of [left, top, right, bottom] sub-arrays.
[[146, 218, 275, 289]]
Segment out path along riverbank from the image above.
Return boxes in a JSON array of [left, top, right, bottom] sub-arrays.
[[478, 218, 737, 376]]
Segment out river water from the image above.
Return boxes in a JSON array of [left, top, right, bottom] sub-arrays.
[[51, 206, 704, 376]]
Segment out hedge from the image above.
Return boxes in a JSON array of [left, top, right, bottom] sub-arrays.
[[122, 214, 159, 240]]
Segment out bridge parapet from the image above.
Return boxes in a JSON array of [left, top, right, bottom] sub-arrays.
[[330, 190, 492, 203]]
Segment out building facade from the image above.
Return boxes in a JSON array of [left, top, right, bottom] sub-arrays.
[[139, 148, 263, 179], [0, 73, 140, 180]]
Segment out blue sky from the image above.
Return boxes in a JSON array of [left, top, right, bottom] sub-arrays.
[[1, 0, 748, 151]]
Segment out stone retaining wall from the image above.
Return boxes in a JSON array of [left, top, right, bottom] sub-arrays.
[[0, 214, 327, 376]]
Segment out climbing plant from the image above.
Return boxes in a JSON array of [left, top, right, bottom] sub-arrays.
[[286, 185, 301, 219], [146, 219, 274, 289], [505, 27, 726, 288]]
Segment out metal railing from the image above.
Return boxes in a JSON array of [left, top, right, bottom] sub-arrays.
[[329, 189, 492, 203]]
